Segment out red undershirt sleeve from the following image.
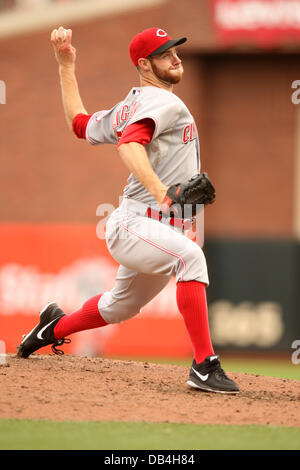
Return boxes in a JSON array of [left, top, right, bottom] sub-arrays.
[[72, 113, 92, 139], [117, 118, 155, 147]]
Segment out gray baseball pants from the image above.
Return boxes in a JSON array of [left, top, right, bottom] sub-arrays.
[[98, 198, 209, 324]]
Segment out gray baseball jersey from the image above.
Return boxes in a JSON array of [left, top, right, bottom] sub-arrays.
[[84, 85, 208, 324], [86, 86, 200, 209]]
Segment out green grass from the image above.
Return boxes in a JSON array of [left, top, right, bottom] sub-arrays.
[[221, 358, 299, 381], [0, 357, 298, 450], [123, 356, 300, 381], [0, 419, 299, 450]]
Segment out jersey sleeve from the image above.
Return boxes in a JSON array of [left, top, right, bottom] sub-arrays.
[[85, 105, 119, 145], [126, 92, 180, 139], [117, 119, 155, 147]]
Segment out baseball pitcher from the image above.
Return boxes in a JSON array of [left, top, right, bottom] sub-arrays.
[[17, 26, 239, 394]]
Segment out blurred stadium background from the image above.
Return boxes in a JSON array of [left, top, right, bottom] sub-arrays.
[[0, 0, 300, 366]]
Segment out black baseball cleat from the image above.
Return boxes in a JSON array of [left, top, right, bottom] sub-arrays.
[[16, 302, 70, 358], [187, 355, 240, 394]]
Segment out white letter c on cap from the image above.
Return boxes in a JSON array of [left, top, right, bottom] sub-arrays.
[[156, 29, 167, 37]]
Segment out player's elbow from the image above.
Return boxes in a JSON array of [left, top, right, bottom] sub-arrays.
[[117, 142, 143, 154], [116, 142, 127, 156], [116, 143, 127, 151], [117, 142, 144, 165]]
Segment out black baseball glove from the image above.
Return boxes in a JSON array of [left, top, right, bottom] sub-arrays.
[[161, 173, 216, 218]]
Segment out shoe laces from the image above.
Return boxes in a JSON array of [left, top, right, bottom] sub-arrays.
[[207, 359, 229, 379], [51, 338, 71, 356]]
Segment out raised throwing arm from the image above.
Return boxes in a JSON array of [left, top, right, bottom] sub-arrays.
[[51, 26, 88, 130]]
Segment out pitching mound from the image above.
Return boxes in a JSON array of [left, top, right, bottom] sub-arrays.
[[1, 354, 299, 427]]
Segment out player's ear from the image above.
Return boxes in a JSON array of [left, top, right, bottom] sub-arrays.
[[137, 58, 152, 73]]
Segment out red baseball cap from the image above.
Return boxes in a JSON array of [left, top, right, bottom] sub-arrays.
[[129, 27, 187, 67]]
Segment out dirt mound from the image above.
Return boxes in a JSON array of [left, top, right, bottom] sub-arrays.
[[0, 354, 299, 426]]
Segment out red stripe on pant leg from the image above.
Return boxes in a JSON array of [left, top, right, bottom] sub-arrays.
[[54, 294, 108, 339], [176, 281, 214, 364], [120, 219, 186, 281]]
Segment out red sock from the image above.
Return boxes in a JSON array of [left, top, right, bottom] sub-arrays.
[[54, 294, 108, 340], [176, 281, 214, 364]]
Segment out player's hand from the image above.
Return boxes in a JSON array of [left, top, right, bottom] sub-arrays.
[[157, 187, 169, 206], [51, 26, 76, 67], [160, 173, 216, 217]]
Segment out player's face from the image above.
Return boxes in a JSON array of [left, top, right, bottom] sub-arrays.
[[149, 48, 184, 84]]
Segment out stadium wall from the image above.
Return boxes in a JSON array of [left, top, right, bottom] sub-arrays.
[[0, 0, 299, 357]]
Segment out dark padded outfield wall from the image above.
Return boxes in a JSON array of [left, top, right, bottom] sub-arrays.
[[205, 239, 300, 352]]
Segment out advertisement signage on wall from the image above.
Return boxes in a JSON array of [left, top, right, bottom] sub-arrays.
[[0, 223, 192, 359], [212, 0, 300, 46]]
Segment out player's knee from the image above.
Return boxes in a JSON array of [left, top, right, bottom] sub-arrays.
[[101, 301, 141, 324], [178, 245, 208, 283]]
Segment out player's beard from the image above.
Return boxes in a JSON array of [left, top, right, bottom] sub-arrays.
[[151, 61, 184, 85]]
